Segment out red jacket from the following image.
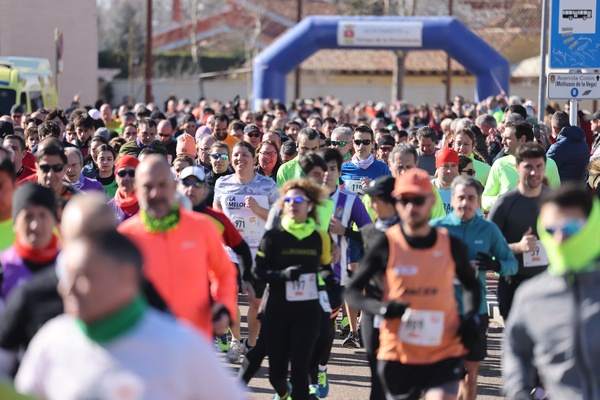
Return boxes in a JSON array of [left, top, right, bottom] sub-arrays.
[[119, 208, 238, 340]]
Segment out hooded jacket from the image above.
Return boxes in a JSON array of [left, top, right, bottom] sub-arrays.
[[547, 126, 590, 183]]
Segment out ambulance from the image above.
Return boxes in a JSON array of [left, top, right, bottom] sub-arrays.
[[0, 57, 58, 116]]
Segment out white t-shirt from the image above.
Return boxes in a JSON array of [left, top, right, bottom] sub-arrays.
[[15, 310, 247, 400]]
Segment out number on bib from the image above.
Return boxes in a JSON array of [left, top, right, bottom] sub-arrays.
[[285, 273, 319, 301], [398, 309, 445, 347], [523, 240, 549, 267]]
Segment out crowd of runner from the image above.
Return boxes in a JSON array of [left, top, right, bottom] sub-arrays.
[[0, 92, 599, 400]]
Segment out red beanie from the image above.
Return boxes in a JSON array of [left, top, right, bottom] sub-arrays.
[[435, 147, 459, 169], [114, 155, 140, 173]]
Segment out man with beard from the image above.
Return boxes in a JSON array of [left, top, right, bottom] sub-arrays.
[[211, 113, 239, 151], [346, 168, 482, 400], [431, 176, 517, 400], [489, 143, 551, 321], [118, 155, 238, 340]]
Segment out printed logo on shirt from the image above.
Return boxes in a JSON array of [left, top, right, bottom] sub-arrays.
[[474, 240, 484, 245], [393, 265, 418, 276], [181, 241, 197, 250]]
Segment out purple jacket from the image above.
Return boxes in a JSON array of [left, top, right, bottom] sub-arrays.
[[108, 198, 137, 225], [0, 247, 33, 301], [70, 175, 106, 194]]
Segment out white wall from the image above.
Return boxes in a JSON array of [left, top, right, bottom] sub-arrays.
[[0, 0, 98, 108]]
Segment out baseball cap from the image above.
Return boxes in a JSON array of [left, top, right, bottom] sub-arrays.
[[180, 165, 206, 182], [377, 136, 395, 148], [435, 147, 459, 169], [585, 111, 600, 121], [243, 124, 261, 134], [392, 168, 433, 197], [363, 175, 396, 197], [177, 134, 197, 158]]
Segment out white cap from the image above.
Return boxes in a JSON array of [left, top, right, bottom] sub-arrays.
[[179, 165, 206, 182]]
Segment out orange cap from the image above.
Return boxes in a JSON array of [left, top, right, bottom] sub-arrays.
[[392, 168, 433, 197]]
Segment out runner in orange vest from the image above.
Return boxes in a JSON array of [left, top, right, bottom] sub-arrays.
[[346, 168, 482, 400]]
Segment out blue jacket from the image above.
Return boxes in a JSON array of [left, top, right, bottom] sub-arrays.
[[431, 212, 517, 314], [547, 126, 590, 183]]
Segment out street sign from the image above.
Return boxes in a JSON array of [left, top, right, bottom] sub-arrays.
[[547, 73, 600, 99], [549, 0, 600, 69]]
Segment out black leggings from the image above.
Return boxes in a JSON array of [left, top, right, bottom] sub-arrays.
[[319, 317, 336, 366], [239, 332, 267, 384], [361, 313, 385, 400], [309, 310, 334, 384], [263, 306, 321, 400]]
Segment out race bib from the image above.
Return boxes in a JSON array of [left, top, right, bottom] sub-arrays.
[[222, 195, 268, 258], [374, 314, 384, 329], [523, 240, 549, 267], [286, 273, 319, 301], [345, 179, 363, 193], [398, 309, 444, 347], [319, 290, 332, 313]]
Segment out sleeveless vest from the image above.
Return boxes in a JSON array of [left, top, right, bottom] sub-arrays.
[[378, 226, 465, 365], [0, 247, 33, 301]]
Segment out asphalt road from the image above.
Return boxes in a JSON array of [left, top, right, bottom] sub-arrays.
[[219, 286, 506, 400]]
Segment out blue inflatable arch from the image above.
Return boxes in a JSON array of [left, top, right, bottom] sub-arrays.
[[252, 16, 510, 109]]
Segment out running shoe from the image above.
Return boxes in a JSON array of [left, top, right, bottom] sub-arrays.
[[216, 329, 231, 352], [226, 339, 244, 363], [342, 331, 360, 349], [309, 384, 320, 400], [318, 367, 329, 398], [242, 337, 253, 356], [274, 382, 293, 400], [339, 316, 350, 337]]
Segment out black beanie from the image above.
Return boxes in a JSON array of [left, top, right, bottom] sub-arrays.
[[12, 183, 58, 222]]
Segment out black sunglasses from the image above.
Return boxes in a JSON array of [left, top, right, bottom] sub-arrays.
[[39, 164, 64, 173], [181, 178, 204, 188], [462, 169, 475, 176], [246, 132, 261, 138], [354, 139, 372, 146], [330, 141, 348, 147], [397, 195, 427, 206], [116, 169, 135, 178]]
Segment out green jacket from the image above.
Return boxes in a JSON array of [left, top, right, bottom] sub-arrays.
[[119, 140, 167, 158]]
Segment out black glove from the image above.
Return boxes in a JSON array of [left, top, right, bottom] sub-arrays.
[[381, 301, 409, 319], [476, 252, 501, 272], [282, 266, 302, 281], [458, 313, 482, 350]]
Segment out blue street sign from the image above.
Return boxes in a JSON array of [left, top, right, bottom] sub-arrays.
[[550, 0, 600, 69]]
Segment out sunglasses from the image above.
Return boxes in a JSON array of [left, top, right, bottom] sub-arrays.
[[330, 141, 348, 147], [379, 146, 394, 152], [116, 169, 135, 178], [545, 219, 585, 238], [181, 178, 204, 188], [396, 195, 427, 206], [283, 195, 310, 204], [158, 133, 171, 138], [210, 153, 229, 160], [39, 163, 64, 173], [461, 169, 475, 176], [246, 132, 261, 138], [259, 151, 277, 158], [354, 139, 372, 146]]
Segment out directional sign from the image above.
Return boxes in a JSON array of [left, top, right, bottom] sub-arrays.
[[550, 0, 600, 69], [547, 73, 600, 99]]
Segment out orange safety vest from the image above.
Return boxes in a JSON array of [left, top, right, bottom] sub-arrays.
[[377, 225, 465, 365]]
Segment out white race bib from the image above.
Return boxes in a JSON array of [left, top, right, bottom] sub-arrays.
[[523, 240, 549, 267], [345, 179, 363, 193], [398, 309, 445, 347], [222, 195, 269, 259], [319, 290, 332, 312], [286, 273, 319, 301]]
